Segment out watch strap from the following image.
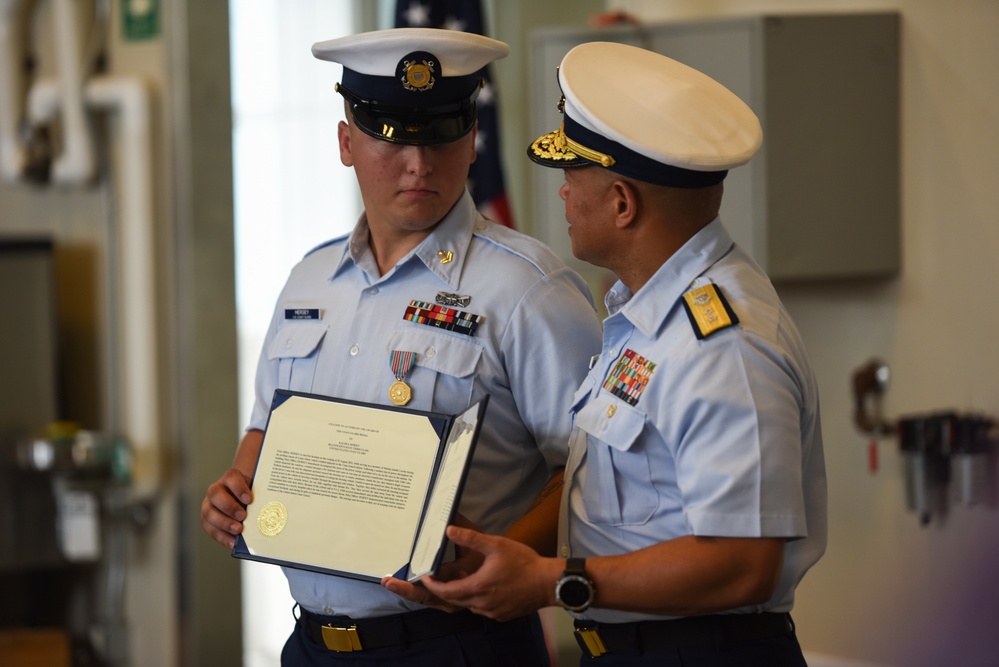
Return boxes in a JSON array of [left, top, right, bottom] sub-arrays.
[[565, 557, 587, 576]]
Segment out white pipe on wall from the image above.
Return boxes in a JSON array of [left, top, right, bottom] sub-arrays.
[[51, 0, 96, 184], [0, 0, 26, 181], [27, 77, 60, 125], [84, 74, 160, 498], [4, 1, 160, 497], [0, 0, 161, 497], [22, 72, 160, 497], [2, 0, 101, 185]]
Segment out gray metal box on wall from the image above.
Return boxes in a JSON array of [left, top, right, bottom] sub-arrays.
[[530, 13, 900, 283]]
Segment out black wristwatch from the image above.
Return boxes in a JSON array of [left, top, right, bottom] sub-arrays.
[[555, 557, 595, 612]]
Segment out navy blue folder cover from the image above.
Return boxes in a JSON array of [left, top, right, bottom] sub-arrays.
[[232, 389, 488, 584]]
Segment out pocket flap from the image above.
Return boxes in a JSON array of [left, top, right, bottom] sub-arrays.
[[574, 395, 645, 452], [388, 327, 482, 378], [267, 322, 328, 360]]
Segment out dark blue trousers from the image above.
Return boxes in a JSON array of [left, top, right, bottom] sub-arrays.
[[281, 608, 551, 667], [576, 633, 808, 666]]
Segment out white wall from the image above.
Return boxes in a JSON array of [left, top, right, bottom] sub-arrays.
[[606, 1, 999, 665]]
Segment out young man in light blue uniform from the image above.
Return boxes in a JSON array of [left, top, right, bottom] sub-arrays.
[[413, 42, 828, 667], [201, 28, 602, 666]]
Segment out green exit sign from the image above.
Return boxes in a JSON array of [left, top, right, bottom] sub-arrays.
[[122, 0, 159, 41]]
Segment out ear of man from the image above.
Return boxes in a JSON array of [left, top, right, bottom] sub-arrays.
[[604, 172, 724, 240], [610, 178, 640, 230]]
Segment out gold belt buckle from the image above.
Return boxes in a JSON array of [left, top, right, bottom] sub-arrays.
[[321, 624, 363, 652], [575, 627, 608, 658]]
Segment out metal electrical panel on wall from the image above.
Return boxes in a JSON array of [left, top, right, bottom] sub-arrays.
[[530, 13, 900, 283]]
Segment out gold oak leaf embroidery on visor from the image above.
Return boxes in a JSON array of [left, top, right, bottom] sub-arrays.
[[530, 124, 617, 168]]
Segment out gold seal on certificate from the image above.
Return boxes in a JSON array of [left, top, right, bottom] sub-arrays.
[[257, 501, 288, 537], [389, 380, 412, 406]]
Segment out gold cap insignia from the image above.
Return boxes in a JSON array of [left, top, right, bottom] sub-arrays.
[[401, 59, 436, 91]]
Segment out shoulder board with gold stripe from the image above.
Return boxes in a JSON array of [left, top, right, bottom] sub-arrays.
[[681, 283, 739, 340]]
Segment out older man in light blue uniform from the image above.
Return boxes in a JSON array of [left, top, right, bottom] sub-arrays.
[[201, 28, 602, 666], [416, 42, 827, 667], [561, 220, 826, 624]]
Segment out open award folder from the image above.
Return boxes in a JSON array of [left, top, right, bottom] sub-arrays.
[[232, 389, 488, 583]]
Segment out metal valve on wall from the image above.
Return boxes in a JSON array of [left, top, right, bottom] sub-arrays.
[[852, 359, 997, 526]]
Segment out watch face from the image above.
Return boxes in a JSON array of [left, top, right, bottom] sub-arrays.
[[558, 576, 592, 610]]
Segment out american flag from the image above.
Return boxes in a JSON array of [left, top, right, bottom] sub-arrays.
[[395, 0, 515, 229]]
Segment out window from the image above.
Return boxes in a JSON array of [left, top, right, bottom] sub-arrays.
[[230, 2, 361, 664]]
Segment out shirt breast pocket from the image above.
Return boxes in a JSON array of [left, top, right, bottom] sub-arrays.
[[267, 322, 328, 393], [574, 395, 658, 526], [388, 327, 482, 412]]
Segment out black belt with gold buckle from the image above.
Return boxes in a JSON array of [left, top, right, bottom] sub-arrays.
[[301, 607, 487, 652], [574, 612, 795, 658]]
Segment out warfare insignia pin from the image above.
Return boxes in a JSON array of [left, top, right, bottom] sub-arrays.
[[436, 291, 472, 308]]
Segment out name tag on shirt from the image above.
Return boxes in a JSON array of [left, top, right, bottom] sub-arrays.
[[285, 308, 321, 320]]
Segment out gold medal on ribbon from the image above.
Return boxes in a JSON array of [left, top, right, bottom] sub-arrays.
[[389, 380, 412, 406], [257, 501, 288, 537], [388, 350, 417, 406]]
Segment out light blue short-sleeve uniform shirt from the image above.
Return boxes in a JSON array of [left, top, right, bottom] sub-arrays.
[[559, 218, 827, 624], [249, 191, 602, 618]]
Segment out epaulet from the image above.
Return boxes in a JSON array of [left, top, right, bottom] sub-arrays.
[[681, 282, 739, 340], [472, 218, 565, 275], [302, 232, 350, 259]]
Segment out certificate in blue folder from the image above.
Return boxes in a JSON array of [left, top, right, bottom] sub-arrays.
[[233, 389, 487, 583]]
